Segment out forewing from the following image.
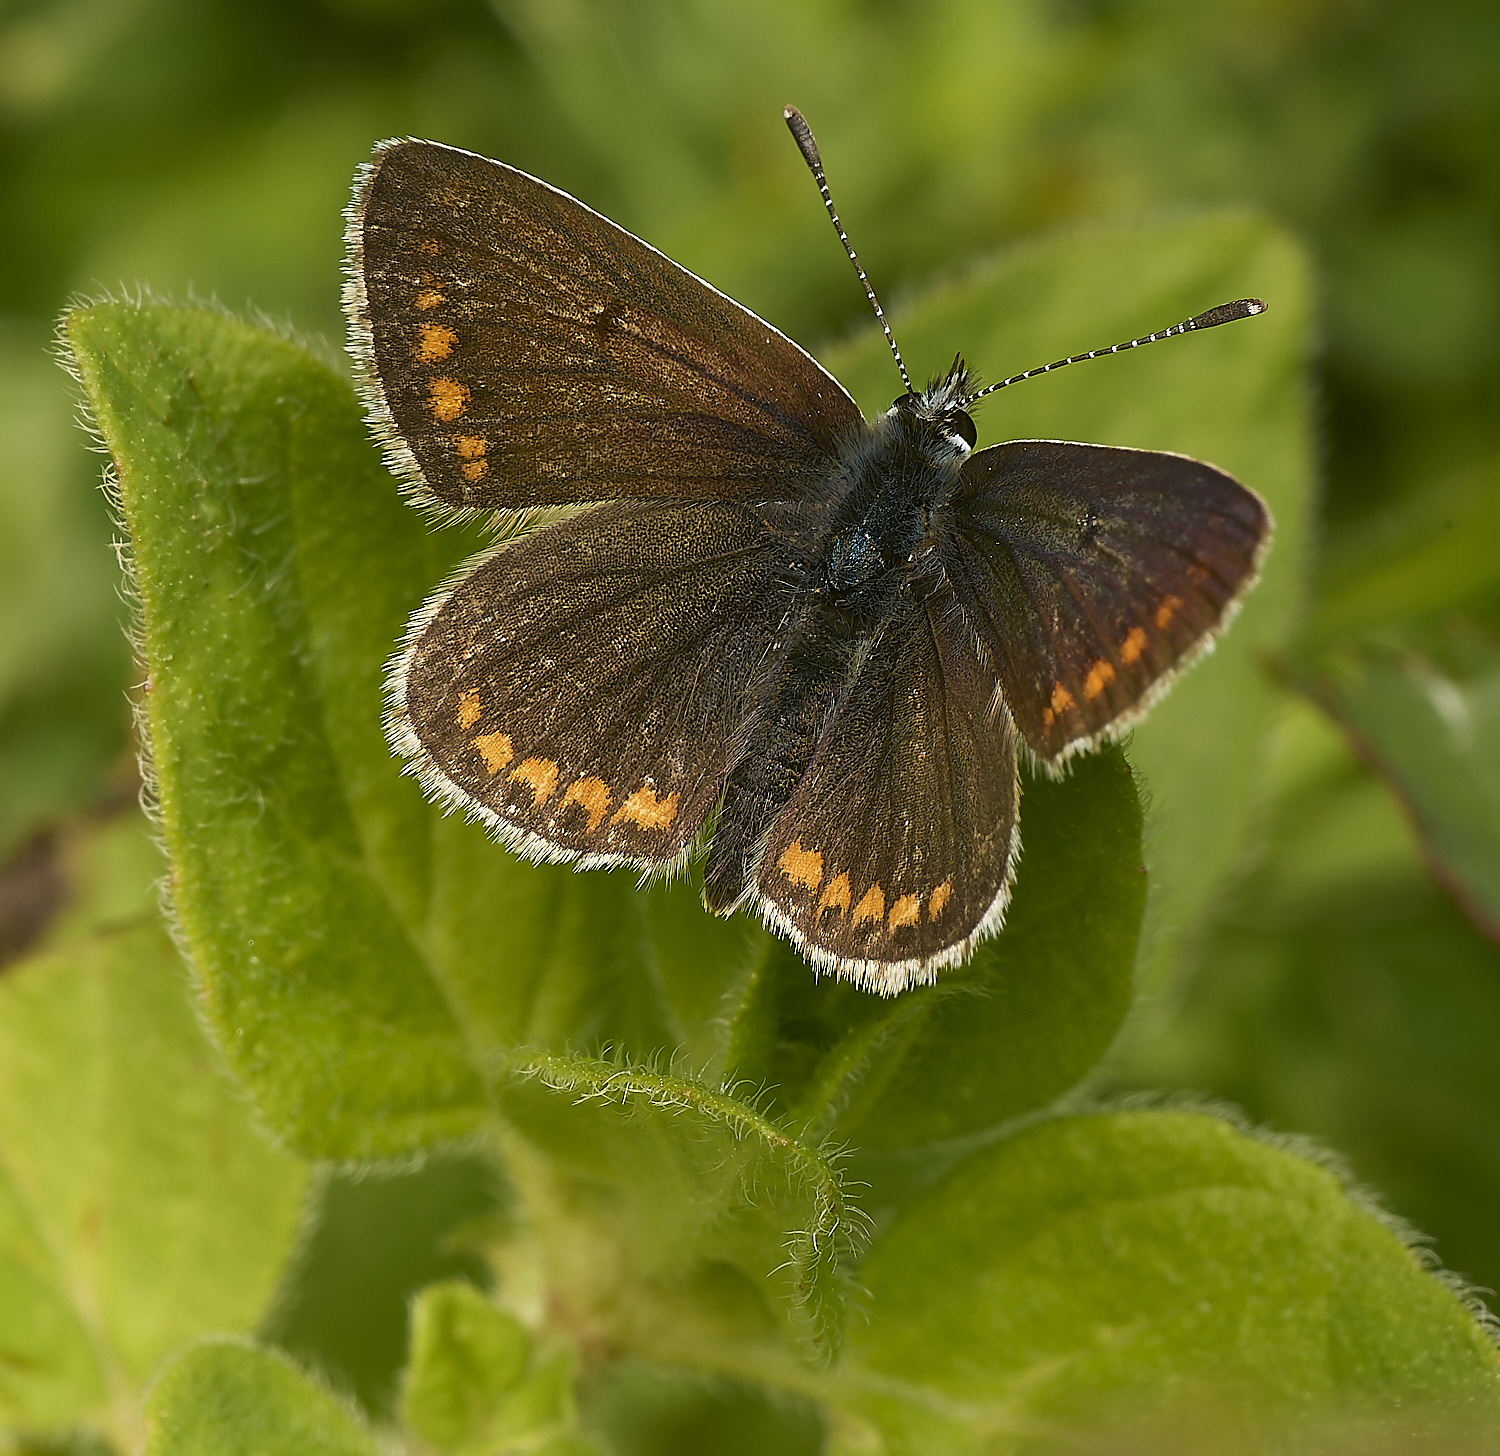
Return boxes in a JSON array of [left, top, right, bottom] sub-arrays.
[[945, 440, 1271, 764], [346, 139, 863, 514], [392, 500, 789, 868], [752, 593, 1019, 994]]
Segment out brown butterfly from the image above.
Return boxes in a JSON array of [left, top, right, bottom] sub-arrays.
[[343, 109, 1271, 995]]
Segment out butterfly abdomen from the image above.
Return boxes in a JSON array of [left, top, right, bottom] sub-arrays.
[[701, 606, 869, 916]]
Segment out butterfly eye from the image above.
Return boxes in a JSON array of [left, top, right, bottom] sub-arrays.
[[890, 392, 919, 414], [949, 410, 977, 450]]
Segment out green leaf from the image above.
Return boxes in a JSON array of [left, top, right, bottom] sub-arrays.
[[1310, 455, 1500, 646], [143, 1340, 376, 1456], [722, 751, 1142, 1183], [496, 1050, 869, 1366], [400, 1281, 530, 1451], [827, 211, 1315, 1000], [59, 209, 1297, 1385], [60, 283, 1151, 1156], [0, 812, 305, 1437], [262, 1153, 505, 1418], [398, 1283, 604, 1456], [1297, 630, 1500, 942], [64, 302, 489, 1160], [0, 1164, 104, 1428], [842, 1111, 1500, 1452]]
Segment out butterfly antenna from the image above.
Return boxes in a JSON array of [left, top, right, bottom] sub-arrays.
[[964, 298, 1268, 405], [784, 105, 911, 394]]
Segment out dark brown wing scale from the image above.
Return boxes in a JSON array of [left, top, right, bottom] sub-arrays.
[[346, 138, 862, 515], [944, 440, 1270, 766], [750, 593, 1020, 994], [391, 499, 790, 869]]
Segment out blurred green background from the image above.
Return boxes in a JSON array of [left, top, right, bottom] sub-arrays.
[[3, 0, 1499, 1419]]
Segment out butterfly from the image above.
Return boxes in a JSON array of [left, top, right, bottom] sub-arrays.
[[342, 108, 1272, 997]]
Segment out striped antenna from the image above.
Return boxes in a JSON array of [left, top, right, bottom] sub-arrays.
[[963, 299, 1267, 404], [784, 105, 911, 394]]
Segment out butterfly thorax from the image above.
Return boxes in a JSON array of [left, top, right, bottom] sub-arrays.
[[812, 368, 976, 624]]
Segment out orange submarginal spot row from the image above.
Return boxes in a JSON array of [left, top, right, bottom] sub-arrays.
[[415, 322, 457, 363], [1119, 626, 1148, 665], [415, 288, 445, 310], [779, 839, 824, 891], [454, 434, 489, 483], [561, 775, 612, 832], [887, 893, 920, 929], [852, 883, 885, 927], [1042, 681, 1076, 729], [428, 377, 470, 422], [1155, 594, 1184, 629], [801, 857, 954, 931], [473, 732, 513, 776], [818, 873, 851, 916], [1082, 658, 1117, 700], [928, 879, 952, 919], [509, 757, 559, 806], [612, 784, 678, 831], [457, 690, 484, 730]]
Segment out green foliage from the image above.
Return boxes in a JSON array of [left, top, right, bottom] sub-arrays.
[[849, 1112, 1497, 1452], [400, 1282, 599, 1455], [6, 0, 1500, 1448], [22, 193, 1491, 1449], [143, 1341, 376, 1456], [0, 812, 305, 1444]]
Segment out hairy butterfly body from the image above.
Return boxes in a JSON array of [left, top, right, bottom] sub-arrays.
[[344, 116, 1271, 996]]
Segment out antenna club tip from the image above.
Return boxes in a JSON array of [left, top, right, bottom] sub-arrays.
[[1189, 297, 1270, 330], [783, 105, 821, 168]]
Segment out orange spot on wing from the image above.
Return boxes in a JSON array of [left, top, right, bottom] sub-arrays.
[[888, 894, 920, 929], [1155, 594, 1184, 629], [457, 691, 484, 730], [418, 238, 441, 255], [415, 288, 445, 310], [473, 732, 513, 776], [560, 775, 612, 832], [428, 377, 469, 422], [1082, 659, 1117, 700], [1050, 683, 1075, 716], [455, 434, 488, 484], [818, 873, 851, 916], [611, 784, 679, 831], [778, 840, 823, 892], [852, 883, 885, 927], [509, 757, 558, 805], [1119, 626, 1149, 665], [415, 322, 457, 363], [928, 880, 953, 919]]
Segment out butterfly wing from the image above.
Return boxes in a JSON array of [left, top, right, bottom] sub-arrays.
[[749, 592, 1020, 995], [392, 498, 790, 869], [944, 440, 1271, 765], [346, 138, 863, 516]]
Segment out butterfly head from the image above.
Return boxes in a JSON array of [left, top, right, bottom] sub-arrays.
[[889, 356, 978, 459]]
